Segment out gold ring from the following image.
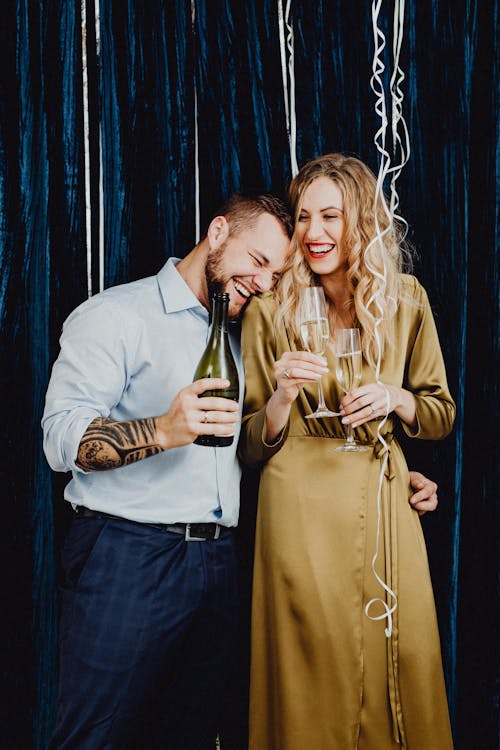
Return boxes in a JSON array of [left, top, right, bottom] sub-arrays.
[[283, 369, 291, 379], [203, 413, 209, 423]]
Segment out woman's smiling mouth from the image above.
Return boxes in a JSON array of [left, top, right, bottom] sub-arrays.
[[307, 243, 336, 259]]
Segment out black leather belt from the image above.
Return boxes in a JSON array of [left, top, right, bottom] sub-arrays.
[[73, 506, 231, 541]]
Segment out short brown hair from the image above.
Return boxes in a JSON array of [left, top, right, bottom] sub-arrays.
[[215, 193, 293, 239]]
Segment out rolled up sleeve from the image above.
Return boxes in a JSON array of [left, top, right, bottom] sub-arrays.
[[42, 298, 132, 473]]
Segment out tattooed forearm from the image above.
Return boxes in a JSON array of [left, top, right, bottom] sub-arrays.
[[77, 417, 163, 471]]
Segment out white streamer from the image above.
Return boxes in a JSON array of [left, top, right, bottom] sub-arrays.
[[277, 1, 289, 127], [81, 0, 92, 298], [364, 0, 410, 639], [95, 0, 104, 292], [277, 0, 298, 176], [388, 0, 410, 226], [191, 0, 200, 243]]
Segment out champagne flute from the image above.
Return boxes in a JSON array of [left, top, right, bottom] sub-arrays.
[[334, 328, 368, 451], [299, 287, 339, 419]]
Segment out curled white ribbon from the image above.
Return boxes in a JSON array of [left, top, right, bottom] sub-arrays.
[[278, 0, 298, 176], [364, 0, 410, 639]]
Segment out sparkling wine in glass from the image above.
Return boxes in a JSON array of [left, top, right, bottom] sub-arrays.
[[299, 287, 339, 419], [334, 328, 368, 451]]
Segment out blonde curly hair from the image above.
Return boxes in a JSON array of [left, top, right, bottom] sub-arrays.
[[275, 153, 412, 368]]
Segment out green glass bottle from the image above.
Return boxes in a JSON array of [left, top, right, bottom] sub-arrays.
[[193, 292, 239, 446]]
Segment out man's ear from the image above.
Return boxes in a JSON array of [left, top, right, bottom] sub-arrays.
[[207, 216, 229, 249]]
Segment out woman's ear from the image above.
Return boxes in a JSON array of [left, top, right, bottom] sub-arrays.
[[207, 216, 229, 249]]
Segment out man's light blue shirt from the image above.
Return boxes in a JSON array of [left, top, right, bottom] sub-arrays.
[[42, 258, 243, 526]]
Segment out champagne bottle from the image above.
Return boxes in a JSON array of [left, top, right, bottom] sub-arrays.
[[193, 292, 239, 446]]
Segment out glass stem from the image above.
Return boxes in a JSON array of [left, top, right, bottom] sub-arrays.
[[317, 380, 328, 410], [345, 423, 355, 444]]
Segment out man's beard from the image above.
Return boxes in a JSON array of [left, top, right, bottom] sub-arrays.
[[205, 244, 228, 300], [205, 244, 247, 321]]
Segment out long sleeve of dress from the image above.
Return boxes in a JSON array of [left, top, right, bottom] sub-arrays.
[[238, 294, 289, 468], [400, 277, 456, 439]]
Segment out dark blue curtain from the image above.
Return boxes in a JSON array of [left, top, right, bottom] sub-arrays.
[[100, 0, 196, 287], [0, 2, 497, 748], [0, 1, 87, 748]]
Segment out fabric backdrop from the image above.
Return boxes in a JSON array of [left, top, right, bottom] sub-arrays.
[[0, 2, 497, 749]]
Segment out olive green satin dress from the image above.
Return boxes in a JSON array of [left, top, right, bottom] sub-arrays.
[[240, 275, 455, 750]]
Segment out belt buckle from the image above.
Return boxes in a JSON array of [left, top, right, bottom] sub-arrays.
[[184, 523, 221, 541]]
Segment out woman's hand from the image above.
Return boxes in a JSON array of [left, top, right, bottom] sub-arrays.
[[264, 351, 328, 442], [273, 352, 329, 404], [339, 382, 417, 429]]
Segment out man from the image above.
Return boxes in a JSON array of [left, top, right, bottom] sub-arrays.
[[43, 192, 439, 750], [42, 194, 291, 749]]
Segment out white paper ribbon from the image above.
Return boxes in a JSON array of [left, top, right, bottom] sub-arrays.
[[81, 0, 93, 298], [191, 0, 200, 243]]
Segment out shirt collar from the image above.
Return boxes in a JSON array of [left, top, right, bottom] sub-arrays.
[[157, 257, 208, 316]]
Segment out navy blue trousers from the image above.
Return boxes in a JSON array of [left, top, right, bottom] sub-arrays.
[[50, 515, 239, 750]]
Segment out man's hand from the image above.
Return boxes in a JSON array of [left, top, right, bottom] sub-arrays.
[[76, 379, 240, 471], [155, 378, 239, 451], [408, 470, 438, 516]]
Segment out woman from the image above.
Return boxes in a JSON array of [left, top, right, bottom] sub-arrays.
[[239, 153, 455, 749]]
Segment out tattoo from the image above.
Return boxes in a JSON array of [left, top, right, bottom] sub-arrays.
[[77, 417, 162, 471]]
